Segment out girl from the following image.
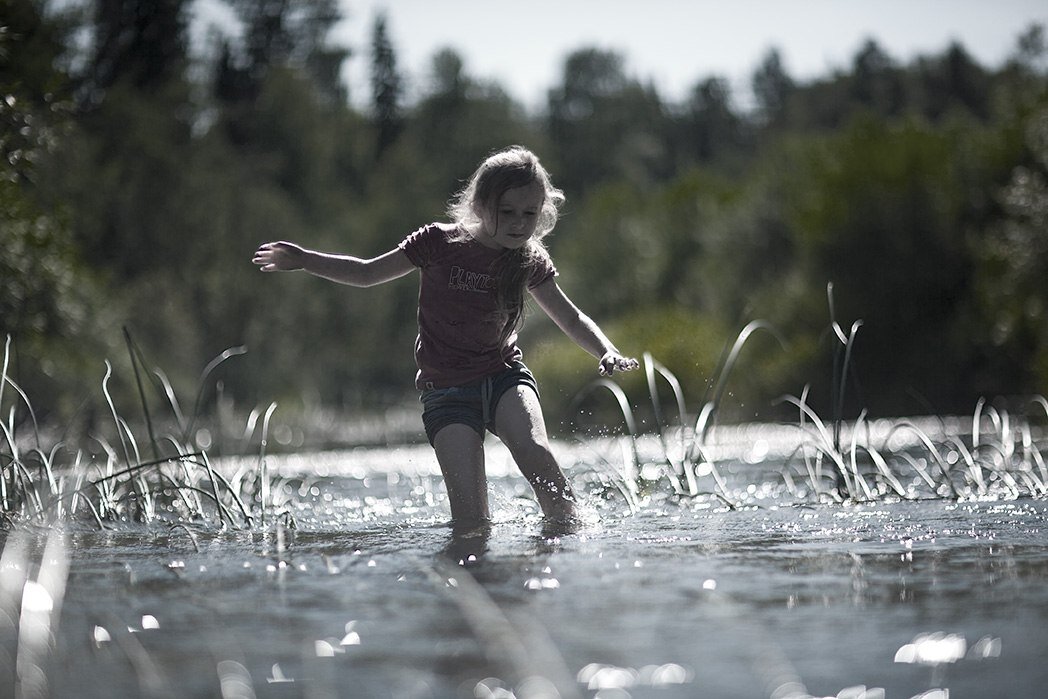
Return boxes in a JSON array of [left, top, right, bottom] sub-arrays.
[[252, 146, 638, 525]]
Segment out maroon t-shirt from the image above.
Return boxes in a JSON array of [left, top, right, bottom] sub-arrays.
[[398, 222, 557, 389]]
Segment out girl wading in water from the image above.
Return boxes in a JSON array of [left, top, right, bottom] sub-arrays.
[[252, 146, 638, 525]]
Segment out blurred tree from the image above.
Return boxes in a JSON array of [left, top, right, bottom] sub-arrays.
[[677, 76, 749, 165], [780, 114, 996, 413], [224, 0, 345, 96], [53, 0, 194, 278], [974, 106, 1048, 394], [850, 39, 904, 117], [9, 6, 1048, 436], [86, 0, 188, 97], [914, 41, 991, 120], [405, 48, 539, 201], [370, 11, 402, 155], [547, 48, 670, 193], [752, 48, 794, 127], [1015, 23, 1046, 73], [1, 0, 107, 416], [215, 0, 348, 135]]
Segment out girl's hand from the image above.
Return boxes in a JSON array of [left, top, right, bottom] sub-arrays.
[[599, 352, 640, 376], [252, 241, 306, 271]]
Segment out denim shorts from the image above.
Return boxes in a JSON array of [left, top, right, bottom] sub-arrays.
[[420, 361, 540, 445]]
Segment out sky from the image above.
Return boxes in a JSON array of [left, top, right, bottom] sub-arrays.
[[195, 0, 1047, 111]]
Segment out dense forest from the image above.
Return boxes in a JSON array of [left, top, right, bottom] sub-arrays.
[[2, 0, 1047, 445]]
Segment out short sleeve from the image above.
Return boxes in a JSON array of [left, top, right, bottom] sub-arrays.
[[526, 247, 558, 290], [398, 223, 445, 268]]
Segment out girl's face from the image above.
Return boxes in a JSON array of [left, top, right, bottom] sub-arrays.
[[476, 182, 544, 250]]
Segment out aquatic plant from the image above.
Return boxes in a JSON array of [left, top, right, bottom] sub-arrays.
[[567, 288, 1048, 507], [0, 333, 282, 529], [569, 316, 788, 508]]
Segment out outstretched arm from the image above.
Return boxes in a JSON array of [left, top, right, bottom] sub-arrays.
[[529, 279, 639, 376], [252, 241, 415, 287]]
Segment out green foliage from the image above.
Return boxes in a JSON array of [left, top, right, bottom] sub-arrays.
[[547, 48, 671, 193], [87, 0, 189, 93], [7, 3, 1048, 441], [369, 12, 402, 154], [974, 105, 1048, 393], [0, 0, 113, 417], [527, 306, 796, 430]]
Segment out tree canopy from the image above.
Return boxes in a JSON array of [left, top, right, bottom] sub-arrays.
[[4, 0, 1047, 442]]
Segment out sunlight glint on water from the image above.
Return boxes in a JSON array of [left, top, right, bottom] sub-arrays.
[[3, 426, 1048, 698]]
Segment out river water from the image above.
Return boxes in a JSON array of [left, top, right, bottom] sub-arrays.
[[2, 433, 1047, 699]]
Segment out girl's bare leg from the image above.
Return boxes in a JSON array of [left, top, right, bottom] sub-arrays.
[[494, 386, 577, 521], [432, 423, 490, 524]]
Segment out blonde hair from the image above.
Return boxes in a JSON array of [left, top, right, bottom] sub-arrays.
[[447, 145, 564, 241], [447, 146, 566, 345]]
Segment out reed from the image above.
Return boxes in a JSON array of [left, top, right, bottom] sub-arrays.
[[567, 305, 1048, 507], [569, 318, 788, 508], [0, 333, 269, 529]]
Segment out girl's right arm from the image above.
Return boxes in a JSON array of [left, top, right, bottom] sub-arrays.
[[252, 241, 415, 287]]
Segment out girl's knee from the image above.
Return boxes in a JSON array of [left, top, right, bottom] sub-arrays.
[[510, 438, 556, 468]]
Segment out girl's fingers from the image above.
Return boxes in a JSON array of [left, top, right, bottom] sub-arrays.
[[599, 355, 639, 375]]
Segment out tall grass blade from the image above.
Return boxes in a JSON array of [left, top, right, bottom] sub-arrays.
[[884, 421, 961, 498], [186, 346, 248, 439], [642, 353, 687, 493], [694, 320, 787, 446], [972, 397, 988, 448], [256, 402, 278, 525], [827, 282, 865, 452], [775, 392, 856, 498], [570, 379, 641, 482], [124, 327, 160, 461], [2, 373, 42, 452], [833, 320, 863, 451], [0, 335, 9, 412], [152, 369, 187, 436], [101, 361, 133, 468], [1031, 395, 1048, 421], [847, 410, 875, 500]]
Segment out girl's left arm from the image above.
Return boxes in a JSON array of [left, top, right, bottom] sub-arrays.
[[529, 279, 639, 376]]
